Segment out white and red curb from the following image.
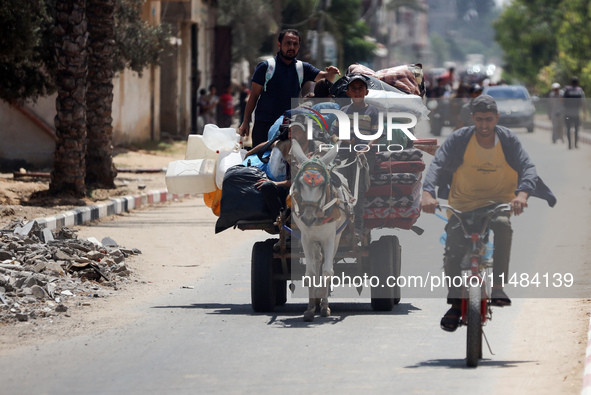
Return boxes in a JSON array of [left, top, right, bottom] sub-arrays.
[[31, 189, 192, 231]]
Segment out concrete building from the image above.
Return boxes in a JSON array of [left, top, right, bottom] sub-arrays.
[[0, 0, 220, 169], [364, 0, 430, 70]]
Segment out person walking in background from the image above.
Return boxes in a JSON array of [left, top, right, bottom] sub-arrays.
[[238, 28, 340, 148], [202, 84, 219, 126], [197, 88, 208, 134], [547, 82, 565, 144], [219, 85, 235, 128], [563, 76, 587, 149]]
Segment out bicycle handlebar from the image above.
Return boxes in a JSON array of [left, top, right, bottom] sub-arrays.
[[437, 203, 512, 236], [438, 203, 511, 217]]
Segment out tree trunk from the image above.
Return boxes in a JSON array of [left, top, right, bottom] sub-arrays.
[[50, 0, 88, 198], [85, 0, 117, 188]]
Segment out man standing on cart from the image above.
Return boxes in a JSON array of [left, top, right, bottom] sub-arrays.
[[238, 29, 340, 148], [420, 95, 556, 332]]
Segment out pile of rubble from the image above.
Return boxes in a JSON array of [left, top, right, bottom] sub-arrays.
[[0, 220, 141, 324]]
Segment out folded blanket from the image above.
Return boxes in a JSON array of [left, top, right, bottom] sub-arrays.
[[374, 148, 423, 163], [363, 184, 421, 209], [370, 172, 422, 185], [363, 196, 421, 219], [375, 160, 425, 174], [366, 180, 421, 197]]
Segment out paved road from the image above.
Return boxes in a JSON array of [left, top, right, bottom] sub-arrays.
[[0, 126, 588, 394]]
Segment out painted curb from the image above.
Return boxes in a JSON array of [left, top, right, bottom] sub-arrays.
[[30, 189, 192, 231], [583, 315, 591, 395]]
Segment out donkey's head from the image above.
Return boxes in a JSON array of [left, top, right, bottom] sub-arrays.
[[291, 140, 339, 227]]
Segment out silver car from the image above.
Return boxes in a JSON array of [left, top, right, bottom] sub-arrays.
[[483, 85, 536, 133]]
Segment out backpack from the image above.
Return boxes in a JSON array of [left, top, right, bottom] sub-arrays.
[[264, 57, 304, 92], [563, 86, 584, 111]]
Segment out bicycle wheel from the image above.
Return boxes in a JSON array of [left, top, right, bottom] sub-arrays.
[[466, 284, 482, 367]]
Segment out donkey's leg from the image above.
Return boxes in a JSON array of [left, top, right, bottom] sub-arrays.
[[320, 236, 337, 317], [302, 238, 318, 322]]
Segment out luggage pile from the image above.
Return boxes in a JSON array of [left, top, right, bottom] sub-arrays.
[[165, 124, 247, 220], [362, 138, 438, 230]]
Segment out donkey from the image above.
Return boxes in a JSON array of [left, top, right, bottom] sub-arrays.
[[290, 140, 351, 322]]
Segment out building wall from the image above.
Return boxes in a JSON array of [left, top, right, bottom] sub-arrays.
[[0, 99, 56, 169], [112, 68, 157, 145]]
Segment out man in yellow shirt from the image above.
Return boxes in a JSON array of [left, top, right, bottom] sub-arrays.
[[421, 95, 556, 332]]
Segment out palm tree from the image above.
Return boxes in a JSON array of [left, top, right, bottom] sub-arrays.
[[50, 0, 88, 198], [85, 0, 117, 188]]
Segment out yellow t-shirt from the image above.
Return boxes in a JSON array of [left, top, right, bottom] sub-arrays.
[[449, 134, 518, 212]]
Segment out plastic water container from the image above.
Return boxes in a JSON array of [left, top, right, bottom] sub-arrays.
[[483, 240, 494, 260], [216, 149, 247, 189], [440, 231, 494, 260], [165, 159, 217, 194], [202, 124, 240, 153], [185, 135, 218, 160]]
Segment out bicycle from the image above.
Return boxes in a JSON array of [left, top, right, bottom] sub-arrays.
[[438, 203, 512, 367]]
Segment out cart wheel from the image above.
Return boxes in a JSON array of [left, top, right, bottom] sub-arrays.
[[251, 239, 276, 312], [382, 235, 401, 305], [370, 238, 395, 311], [275, 278, 287, 306]]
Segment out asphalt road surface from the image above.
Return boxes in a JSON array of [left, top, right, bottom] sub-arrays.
[[0, 126, 589, 394]]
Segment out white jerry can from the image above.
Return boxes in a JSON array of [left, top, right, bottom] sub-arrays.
[[215, 149, 247, 189], [185, 135, 218, 160], [165, 159, 217, 194], [202, 124, 240, 153]]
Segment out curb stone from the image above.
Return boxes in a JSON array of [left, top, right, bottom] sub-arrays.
[[584, 315, 591, 395], [30, 190, 191, 231]]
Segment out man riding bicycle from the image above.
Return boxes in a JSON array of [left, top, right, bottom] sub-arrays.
[[420, 94, 557, 332]]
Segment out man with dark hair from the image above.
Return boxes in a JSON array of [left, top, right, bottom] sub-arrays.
[[563, 76, 587, 149], [421, 94, 556, 332], [238, 29, 340, 148]]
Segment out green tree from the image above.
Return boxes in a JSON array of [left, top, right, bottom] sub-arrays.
[[555, 0, 591, 91], [324, 0, 376, 70], [217, 0, 274, 67], [50, 0, 89, 197], [493, 0, 562, 87], [86, 0, 117, 189], [0, 0, 57, 104]]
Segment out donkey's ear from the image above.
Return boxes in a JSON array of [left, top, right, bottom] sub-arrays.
[[321, 142, 339, 165], [291, 139, 308, 164]]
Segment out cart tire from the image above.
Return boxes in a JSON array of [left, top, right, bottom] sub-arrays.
[[275, 279, 287, 306], [466, 285, 482, 367], [382, 235, 401, 305], [251, 239, 276, 312], [370, 239, 395, 311]]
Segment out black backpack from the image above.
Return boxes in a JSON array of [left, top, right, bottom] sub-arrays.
[[563, 86, 584, 111]]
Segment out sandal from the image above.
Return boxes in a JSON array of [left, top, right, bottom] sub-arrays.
[[440, 307, 461, 332], [490, 288, 511, 307]]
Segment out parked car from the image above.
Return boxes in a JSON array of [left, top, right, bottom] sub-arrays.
[[483, 85, 536, 133]]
